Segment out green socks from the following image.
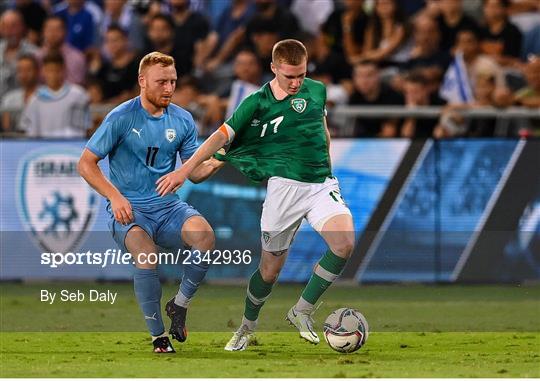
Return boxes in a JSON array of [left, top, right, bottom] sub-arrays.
[[244, 269, 274, 321], [299, 250, 347, 309], [243, 250, 347, 322]]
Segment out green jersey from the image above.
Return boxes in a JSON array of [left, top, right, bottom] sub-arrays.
[[216, 78, 332, 183]]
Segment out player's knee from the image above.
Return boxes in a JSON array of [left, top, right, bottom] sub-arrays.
[[331, 236, 355, 259], [260, 271, 279, 284], [126, 227, 153, 249], [194, 230, 215, 252], [259, 265, 280, 284], [126, 227, 159, 266], [186, 227, 215, 252]]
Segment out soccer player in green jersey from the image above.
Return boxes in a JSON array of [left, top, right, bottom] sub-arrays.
[[156, 39, 355, 351]]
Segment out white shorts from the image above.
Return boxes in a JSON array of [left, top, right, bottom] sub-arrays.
[[260, 176, 352, 252]]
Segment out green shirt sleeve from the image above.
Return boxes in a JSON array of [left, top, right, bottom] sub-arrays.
[[224, 91, 259, 134]]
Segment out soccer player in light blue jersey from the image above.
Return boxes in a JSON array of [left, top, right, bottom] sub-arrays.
[[78, 52, 223, 353]]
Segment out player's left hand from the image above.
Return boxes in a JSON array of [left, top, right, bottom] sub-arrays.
[[156, 170, 188, 196]]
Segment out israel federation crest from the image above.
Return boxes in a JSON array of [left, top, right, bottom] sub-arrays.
[[166, 128, 176, 142], [291, 98, 307, 113], [16, 148, 99, 253]]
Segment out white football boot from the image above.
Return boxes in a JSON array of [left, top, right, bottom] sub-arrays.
[[224, 324, 254, 351], [286, 306, 320, 344]]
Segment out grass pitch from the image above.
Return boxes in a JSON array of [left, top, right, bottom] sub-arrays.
[[1, 283, 539, 377]]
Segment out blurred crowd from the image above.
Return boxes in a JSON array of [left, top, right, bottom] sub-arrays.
[[0, 0, 539, 139]]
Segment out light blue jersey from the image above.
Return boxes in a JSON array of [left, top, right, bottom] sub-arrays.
[[86, 97, 198, 207], [85, 98, 208, 342]]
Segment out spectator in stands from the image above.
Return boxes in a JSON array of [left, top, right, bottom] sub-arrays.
[[322, 0, 368, 66], [89, 25, 139, 104], [290, 0, 334, 36], [508, 0, 540, 16], [171, 76, 222, 136], [20, 53, 90, 138], [464, 1, 487, 19], [404, 14, 452, 74], [244, 0, 299, 42], [169, 0, 217, 75], [404, 0, 429, 17], [144, 14, 184, 76], [513, 55, 540, 136], [1, 54, 39, 132], [54, 0, 96, 53], [434, 0, 479, 51], [0, 9, 38, 98], [249, 20, 280, 82], [38, 16, 87, 86], [304, 31, 352, 84], [14, 0, 48, 45], [224, 48, 262, 119], [99, 0, 145, 53], [468, 73, 499, 136], [361, 0, 409, 65], [131, 0, 165, 27], [399, 70, 446, 138], [310, 65, 349, 135], [216, 0, 255, 45], [86, 77, 104, 105], [206, 0, 298, 73], [521, 23, 540, 59], [440, 26, 507, 105], [455, 27, 506, 89], [203, 0, 255, 73], [85, 77, 105, 136], [507, 0, 540, 47], [301, 33, 350, 125], [435, 73, 499, 137], [480, 0, 523, 66], [172, 76, 201, 113], [398, 14, 451, 97], [349, 60, 404, 137], [514, 56, 540, 108], [467, 73, 499, 136]]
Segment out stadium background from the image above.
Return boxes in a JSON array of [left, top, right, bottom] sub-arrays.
[[1, 0, 540, 284], [1, 138, 539, 283]]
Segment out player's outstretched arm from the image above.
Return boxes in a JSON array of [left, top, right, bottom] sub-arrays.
[[188, 157, 226, 184], [78, 148, 134, 225], [156, 129, 228, 196]]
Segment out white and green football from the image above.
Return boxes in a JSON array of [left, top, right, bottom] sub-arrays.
[[323, 307, 369, 353]]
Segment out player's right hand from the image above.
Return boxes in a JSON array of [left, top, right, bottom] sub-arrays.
[[110, 194, 133, 225], [156, 170, 188, 196]]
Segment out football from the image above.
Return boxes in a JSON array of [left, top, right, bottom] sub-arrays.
[[323, 308, 369, 353]]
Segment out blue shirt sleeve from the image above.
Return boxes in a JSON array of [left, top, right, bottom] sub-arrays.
[[179, 114, 199, 161], [86, 119, 121, 158]]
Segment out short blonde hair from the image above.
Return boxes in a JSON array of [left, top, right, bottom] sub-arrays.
[[138, 51, 175, 75], [272, 39, 307, 65]]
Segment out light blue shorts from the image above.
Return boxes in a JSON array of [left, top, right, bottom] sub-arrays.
[[107, 199, 201, 252]]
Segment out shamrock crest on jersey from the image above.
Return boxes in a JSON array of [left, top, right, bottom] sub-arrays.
[[291, 98, 307, 113]]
